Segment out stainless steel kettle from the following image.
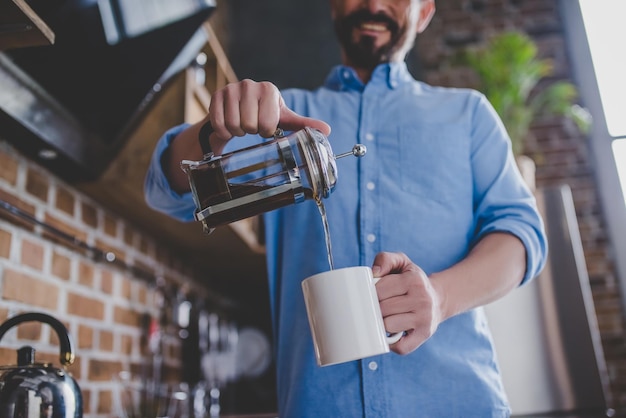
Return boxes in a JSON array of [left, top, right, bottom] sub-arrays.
[[0, 312, 82, 418]]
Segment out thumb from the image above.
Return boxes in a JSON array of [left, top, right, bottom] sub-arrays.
[[278, 106, 331, 136], [372, 252, 413, 277]]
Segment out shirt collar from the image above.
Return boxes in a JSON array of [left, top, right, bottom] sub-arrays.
[[324, 61, 414, 92]]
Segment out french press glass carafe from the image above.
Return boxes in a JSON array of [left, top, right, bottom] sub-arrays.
[[181, 126, 366, 234]]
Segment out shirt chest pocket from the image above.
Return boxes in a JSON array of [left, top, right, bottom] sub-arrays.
[[378, 125, 472, 204]]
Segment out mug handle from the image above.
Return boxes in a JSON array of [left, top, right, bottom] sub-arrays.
[[372, 277, 405, 345]]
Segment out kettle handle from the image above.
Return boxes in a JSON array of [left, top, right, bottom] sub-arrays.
[[0, 312, 75, 366]]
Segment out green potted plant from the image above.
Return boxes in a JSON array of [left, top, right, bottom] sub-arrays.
[[459, 31, 591, 188]]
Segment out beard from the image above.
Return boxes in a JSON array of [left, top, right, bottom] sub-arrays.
[[334, 9, 412, 70]]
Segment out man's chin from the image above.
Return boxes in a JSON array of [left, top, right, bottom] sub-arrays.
[[346, 48, 389, 68], [354, 30, 391, 44], [346, 54, 386, 70]]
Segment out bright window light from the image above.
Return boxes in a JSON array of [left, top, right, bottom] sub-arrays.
[[580, 0, 626, 206], [579, 0, 626, 138]]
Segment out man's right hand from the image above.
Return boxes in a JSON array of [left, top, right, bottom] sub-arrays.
[[164, 79, 330, 193], [207, 79, 331, 155]]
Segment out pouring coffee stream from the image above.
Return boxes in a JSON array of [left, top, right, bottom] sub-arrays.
[[182, 125, 366, 270], [318, 143, 366, 271]]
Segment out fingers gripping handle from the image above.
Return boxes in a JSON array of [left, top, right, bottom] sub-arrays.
[[372, 277, 404, 345], [198, 120, 215, 158]]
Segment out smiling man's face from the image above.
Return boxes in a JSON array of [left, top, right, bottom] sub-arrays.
[[332, 0, 422, 70]]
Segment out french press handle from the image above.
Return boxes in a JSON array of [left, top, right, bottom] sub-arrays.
[[196, 120, 287, 159], [0, 312, 75, 366]]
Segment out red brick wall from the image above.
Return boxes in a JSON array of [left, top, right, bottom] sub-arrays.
[[0, 141, 208, 417], [413, 0, 626, 414]]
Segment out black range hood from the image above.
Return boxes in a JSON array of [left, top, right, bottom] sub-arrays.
[[0, 0, 216, 182]]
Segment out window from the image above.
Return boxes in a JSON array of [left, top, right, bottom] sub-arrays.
[[561, 0, 626, 303], [579, 0, 626, 204], [579, 0, 626, 138]]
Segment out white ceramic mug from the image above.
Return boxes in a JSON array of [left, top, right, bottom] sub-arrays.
[[301, 266, 404, 367]]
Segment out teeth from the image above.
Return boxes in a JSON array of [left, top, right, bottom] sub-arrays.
[[361, 22, 386, 32]]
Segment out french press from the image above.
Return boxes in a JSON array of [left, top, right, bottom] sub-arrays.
[[181, 125, 366, 234]]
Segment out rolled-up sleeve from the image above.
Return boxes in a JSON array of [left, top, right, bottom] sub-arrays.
[[143, 124, 197, 222], [470, 94, 548, 285]]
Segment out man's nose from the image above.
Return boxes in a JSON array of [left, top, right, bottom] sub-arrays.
[[361, 0, 388, 14]]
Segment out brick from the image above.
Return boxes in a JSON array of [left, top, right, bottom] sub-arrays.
[[25, 167, 49, 202], [0, 307, 8, 324], [67, 292, 105, 320], [77, 324, 93, 349], [0, 189, 36, 232], [100, 329, 114, 351], [32, 348, 63, 367], [95, 239, 125, 264], [0, 228, 11, 258], [66, 356, 82, 379], [0, 150, 19, 185], [123, 225, 134, 246], [139, 235, 150, 254], [51, 250, 72, 281], [78, 261, 94, 287], [48, 319, 71, 349], [113, 306, 141, 327], [88, 359, 122, 381], [121, 334, 133, 355], [100, 270, 114, 294], [55, 185, 75, 216], [129, 362, 143, 379], [20, 239, 45, 270], [81, 201, 98, 228], [119, 276, 132, 300], [97, 390, 112, 414], [2, 269, 58, 310], [103, 213, 117, 237], [0, 347, 16, 366], [16, 321, 41, 341], [43, 213, 88, 247], [81, 389, 92, 415], [137, 285, 147, 305]]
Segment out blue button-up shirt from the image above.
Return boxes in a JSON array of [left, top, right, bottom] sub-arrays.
[[145, 62, 547, 417]]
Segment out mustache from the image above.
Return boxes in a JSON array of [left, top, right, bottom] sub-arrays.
[[339, 9, 399, 34]]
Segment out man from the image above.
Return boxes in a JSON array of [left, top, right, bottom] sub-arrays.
[[145, 0, 548, 416]]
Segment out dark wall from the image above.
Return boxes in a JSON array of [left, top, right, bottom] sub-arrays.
[[225, 0, 341, 90], [223, 0, 435, 89]]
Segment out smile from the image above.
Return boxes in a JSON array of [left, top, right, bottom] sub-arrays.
[[360, 22, 388, 32]]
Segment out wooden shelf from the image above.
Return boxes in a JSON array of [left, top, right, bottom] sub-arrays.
[[0, 0, 55, 51]]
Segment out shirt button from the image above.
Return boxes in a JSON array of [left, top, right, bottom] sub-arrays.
[[367, 182, 375, 191], [365, 133, 374, 141], [367, 234, 376, 243], [343, 70, 350, 79], [368, 361, 378, 371]]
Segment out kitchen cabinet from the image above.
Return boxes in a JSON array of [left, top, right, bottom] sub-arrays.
[[0, 0, 54, 50]]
